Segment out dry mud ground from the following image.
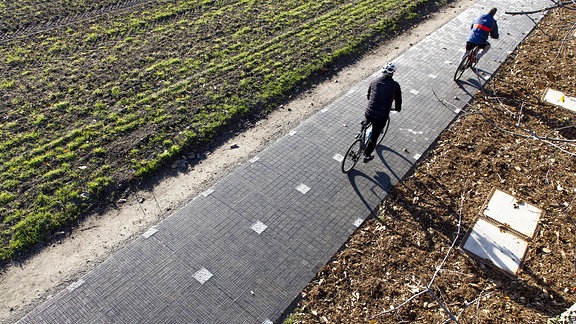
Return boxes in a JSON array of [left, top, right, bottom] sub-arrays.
[[292, 4, 576, 324]]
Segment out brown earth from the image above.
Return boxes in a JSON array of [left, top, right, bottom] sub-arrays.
[[292, 4, 576, 324]]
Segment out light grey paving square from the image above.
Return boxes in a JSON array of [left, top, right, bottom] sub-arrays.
[[295, 183, 311, 195], [66, 279, 85, 292], [193, 268, 213, 285], [142, 227, 158, 238], [201, 188, 215, 197], [251, 221, 268, 235]]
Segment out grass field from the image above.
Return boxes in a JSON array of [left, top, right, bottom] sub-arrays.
[[0, 0, 450, 261]]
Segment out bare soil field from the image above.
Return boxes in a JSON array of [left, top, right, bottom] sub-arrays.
[[292, 5, 576, 324]]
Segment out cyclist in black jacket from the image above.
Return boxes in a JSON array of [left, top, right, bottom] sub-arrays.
[[363, 62, 402, 163]]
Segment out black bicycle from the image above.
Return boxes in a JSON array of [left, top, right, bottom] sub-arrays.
[[453, 46, 479, 82], [341, 119, 389, 173]]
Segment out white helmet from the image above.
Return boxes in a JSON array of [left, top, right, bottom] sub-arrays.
[[382, 62, 397, 75]]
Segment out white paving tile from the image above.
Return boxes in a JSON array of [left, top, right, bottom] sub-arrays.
[[201, 188, 215, 197], [67, 279, 85, 292], [296, 183, 311, 194], [251, 221, 268, 235], [193, 268, 213, 285], [142, 227, 158, 238]]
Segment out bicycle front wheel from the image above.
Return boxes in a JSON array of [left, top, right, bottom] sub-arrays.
[[453, 55, 468, 81], [341, 139, 362, 173], [377, 118, 390, 145]]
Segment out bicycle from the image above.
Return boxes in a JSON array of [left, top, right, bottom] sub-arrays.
[[453, 45, 479, 82], [341, 118, 389, 173]]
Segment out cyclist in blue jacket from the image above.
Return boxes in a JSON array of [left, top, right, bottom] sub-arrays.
[[463, 7, 499, 64]]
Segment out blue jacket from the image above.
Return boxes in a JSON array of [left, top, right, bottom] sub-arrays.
[[467, 13, 499, 45]]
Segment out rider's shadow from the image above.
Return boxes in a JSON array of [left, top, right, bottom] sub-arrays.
[[376, 145, 416, 184], [345, 168, 390, 217], [456, 67, 493, 91], [345, 145, 414, 217]]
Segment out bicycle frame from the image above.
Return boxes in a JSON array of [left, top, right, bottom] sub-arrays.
[[341, 119, 389, 173], [454, 46, 479, 82]]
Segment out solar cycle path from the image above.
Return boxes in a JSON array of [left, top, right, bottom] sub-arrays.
[[18, 0, 550, 323]]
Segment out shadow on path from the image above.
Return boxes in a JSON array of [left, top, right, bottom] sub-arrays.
[[345, 168, 390, 217], [455, 75, 483, 93], [344, 145, 416, 217], [378, 145, 415, 183]]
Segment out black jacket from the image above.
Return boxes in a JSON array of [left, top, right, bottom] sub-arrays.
[[365, 75, 402, 120]]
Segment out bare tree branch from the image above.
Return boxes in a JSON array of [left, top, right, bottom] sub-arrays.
[[561, 193, 576, 229], [372, 184, 470, 323], [505, 1, 576, 15]]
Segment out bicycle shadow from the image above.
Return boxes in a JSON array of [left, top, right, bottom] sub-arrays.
[[376, 145, 416, 183], [344, 167, 391, 217], [455, 75, 482, 92], [344, 145, 414, 217], [455, 67, 493, 93], [472, 66, 492, 77]]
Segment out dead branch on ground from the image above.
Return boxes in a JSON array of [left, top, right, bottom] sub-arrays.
[[505, 2, 576, 16]]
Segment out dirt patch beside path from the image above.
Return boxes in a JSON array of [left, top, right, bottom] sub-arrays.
[[0, 1, 476, 322]]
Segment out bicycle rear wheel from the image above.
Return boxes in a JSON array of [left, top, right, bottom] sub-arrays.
[[453, 55, 468, 81], [341, 139, 362, 173], [377, 118, 390, 145]]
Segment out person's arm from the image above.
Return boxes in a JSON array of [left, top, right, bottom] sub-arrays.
[[491, 21, 499, 39]]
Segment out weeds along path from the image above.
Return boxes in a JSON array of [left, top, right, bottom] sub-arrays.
[[0, 0, 446, 260]]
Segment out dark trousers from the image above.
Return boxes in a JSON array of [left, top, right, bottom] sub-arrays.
[[466, 41, 489, 50], [464, 41, 491, 61], [364, 115, 388, 157]]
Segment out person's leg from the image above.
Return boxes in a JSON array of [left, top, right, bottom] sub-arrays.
[[475, 42, 490, 61], [364, 117, 386, 159], [461, 42, 477, 62]]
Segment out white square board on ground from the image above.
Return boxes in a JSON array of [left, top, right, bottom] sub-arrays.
[[462, 189, 543, 275], [483, 189, 542, 239], [462, 219, 528, 275], [542, 88, 576, 112]]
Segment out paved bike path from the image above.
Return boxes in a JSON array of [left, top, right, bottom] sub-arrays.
[[18, 0, 551, 323]]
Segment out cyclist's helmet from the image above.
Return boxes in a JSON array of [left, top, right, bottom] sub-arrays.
[[382, 62, 397, 76]]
